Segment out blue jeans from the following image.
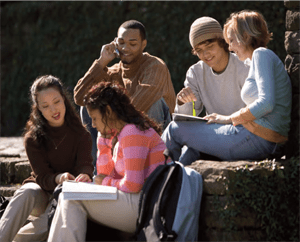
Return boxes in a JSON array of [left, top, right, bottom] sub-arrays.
[[80, 98, 171, 174], [147, 97, 171, 130], [162, 121, 279, 165], [80, 106, 98, 175]]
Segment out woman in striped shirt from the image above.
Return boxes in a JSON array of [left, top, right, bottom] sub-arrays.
[[48, 82, 169, 241]]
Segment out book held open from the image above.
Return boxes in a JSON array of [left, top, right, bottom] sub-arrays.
[[62, 181, 118, 200], [172, 113, 207, 122]]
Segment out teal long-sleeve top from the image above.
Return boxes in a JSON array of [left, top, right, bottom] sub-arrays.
[[231, 47, 292, 143]]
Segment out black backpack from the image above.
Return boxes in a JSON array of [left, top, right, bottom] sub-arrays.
[[134, 149, 203, 241], [0, 195, 10, 219]]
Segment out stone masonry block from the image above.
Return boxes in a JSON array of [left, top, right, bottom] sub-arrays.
[[284, 0, 300, 10], [188, 160, 276, 195], [286, 111, 300, 158], [285, 54, 300, 93], [200, 195, 260, 229], [291, 93, 300, 120], [285, 31, 300, 54], [286, 10, 300, 31], [285, 53, 300, 67], [15, 161, 32, 183], [0, 184, 21, 197], [0, 158, 29, 184], [201, 228, 265, 242]]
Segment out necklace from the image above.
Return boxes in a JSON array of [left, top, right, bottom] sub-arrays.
[[51, 134, 67, 150]]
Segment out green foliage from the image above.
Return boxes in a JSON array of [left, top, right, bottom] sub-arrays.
[[214, 157, 300, 241], [1, 1, 287, 136]]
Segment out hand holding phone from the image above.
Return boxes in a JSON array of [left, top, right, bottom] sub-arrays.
[[99, 39, 120, 68]]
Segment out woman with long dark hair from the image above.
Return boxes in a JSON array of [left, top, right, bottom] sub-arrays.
[[0, 75, 94, 241], [48, 82, 169, 241]]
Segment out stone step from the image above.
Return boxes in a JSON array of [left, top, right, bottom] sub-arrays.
[[0, 137, 288, 241], [0, 157, 31, 184], [0, 184, 21, 197]]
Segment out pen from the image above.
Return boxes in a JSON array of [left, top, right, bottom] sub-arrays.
[[193, 101, 196, 116]]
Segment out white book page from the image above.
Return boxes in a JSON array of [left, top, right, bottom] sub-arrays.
[[62, 181, 117, 200]]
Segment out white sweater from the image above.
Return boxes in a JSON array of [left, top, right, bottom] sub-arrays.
[[175, 53, 249, 116]]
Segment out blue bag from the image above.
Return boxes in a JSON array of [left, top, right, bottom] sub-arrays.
[[134, 149, 203, 241]]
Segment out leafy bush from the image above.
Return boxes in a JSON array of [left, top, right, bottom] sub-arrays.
[[1, 1, 287, 136]]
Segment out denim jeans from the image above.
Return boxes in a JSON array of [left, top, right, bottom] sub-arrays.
[[162, 121, 279, 165], [80, 106, 98, 175], [146, 97, 171, 130], [81, 98, 171, 174]]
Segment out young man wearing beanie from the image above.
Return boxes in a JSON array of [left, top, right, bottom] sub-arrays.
[[162, 16, 249, 165], [74, 20, 176, 172]]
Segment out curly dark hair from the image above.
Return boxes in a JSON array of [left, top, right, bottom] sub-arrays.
[[23, 75, 86, 148], [83, 82, 162, 136]]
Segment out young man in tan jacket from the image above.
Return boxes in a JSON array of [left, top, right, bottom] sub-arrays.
[[74, 20, 176, 172]]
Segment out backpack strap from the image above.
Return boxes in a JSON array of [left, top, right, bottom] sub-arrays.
[[0, 195, 10, 219], [163, 148, 175, 165], [135, 165, 170, 233], [152, 164, 178, 240]]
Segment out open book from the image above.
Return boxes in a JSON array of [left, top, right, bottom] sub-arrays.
[[62, 181, 118, 200], [172, 113, 207, 122]]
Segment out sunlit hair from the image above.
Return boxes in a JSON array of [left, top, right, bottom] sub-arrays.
[[223, 10, 272, 49], [191, 38, 229, 56], [24, 75, 85, 148], [118, 20, 146, 40], [83, 82, 162, 136]]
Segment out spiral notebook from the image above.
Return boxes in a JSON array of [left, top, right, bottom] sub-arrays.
[[62, 181, 117, 200]]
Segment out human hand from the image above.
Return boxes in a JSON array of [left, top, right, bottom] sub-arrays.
[[55, 172, 76, 184], [75, 173, 92, 183], [204, 113, 232, 124], [94, 174, 107, 185], [177, 87, 197, 105], [98, 39, 119, 68]]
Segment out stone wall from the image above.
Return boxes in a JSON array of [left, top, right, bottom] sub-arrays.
[[190, 160, 280, 241], [284, 0, 300, 158], [1, 153, 284, 241]]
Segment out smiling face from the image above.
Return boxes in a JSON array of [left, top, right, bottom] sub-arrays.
[[194, 40, 229, 73], [226, 28, 253, 61], [37, 87, 66, 127], [116, 27, 147, 65]]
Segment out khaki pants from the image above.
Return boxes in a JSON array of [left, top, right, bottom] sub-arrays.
[[0, 182, 51, 242], [48, 190, 140, 242]]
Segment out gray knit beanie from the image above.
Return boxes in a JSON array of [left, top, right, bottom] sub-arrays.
[[189, 17, 224, 48]]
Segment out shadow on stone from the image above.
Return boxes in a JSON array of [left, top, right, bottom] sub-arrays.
[[85, 219, 133, 241]]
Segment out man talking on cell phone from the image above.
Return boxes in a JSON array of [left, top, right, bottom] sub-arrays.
[[74, 20, 176, 173]]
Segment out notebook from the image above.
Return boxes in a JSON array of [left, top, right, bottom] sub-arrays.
[[172, 113, 207, 122], [62, 181, 117, 200]]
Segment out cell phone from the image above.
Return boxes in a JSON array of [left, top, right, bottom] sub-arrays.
[[114, 48, 120, 58]]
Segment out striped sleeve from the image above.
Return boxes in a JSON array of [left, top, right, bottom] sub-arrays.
[[96, 137, 114, 176], [102, 126, 167, 193]]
